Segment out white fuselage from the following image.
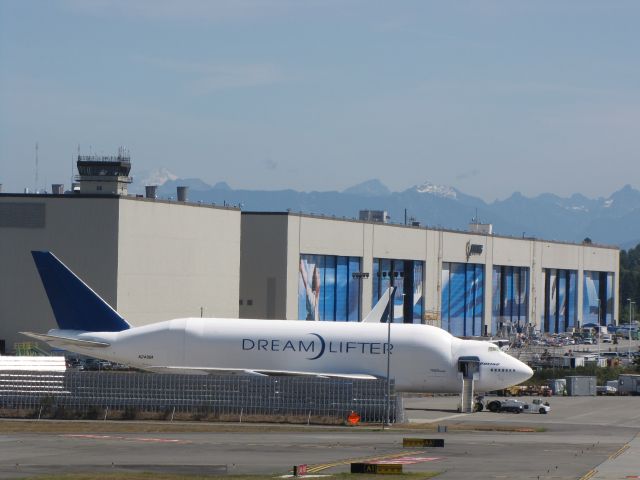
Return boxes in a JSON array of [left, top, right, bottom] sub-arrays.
[[47, 319, 533, 393]]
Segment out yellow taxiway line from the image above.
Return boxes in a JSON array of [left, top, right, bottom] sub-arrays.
[[306, 450, 429, 473]]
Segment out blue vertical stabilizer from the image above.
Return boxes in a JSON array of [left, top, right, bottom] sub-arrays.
[[32, 251, 130, 332]]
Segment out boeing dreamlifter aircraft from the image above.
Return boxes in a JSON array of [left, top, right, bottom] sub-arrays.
[[23, 251, 533, 393]]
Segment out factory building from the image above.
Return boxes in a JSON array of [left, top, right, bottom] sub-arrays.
[[0, 153, 619, 353], [240, 212, 619, 337], [0, 193, 241, 353]]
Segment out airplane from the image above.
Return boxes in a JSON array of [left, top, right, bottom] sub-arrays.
[[22, 251, 533, 393]]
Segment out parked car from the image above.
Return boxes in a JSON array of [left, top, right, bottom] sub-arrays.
[[81, 358, 100, 371], [596, 385, 617, 395], [600, 352, 619, 359]]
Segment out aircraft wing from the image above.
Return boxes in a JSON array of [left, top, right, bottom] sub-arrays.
[[149, 365, 380, 380], [20, 331, 110, 348]]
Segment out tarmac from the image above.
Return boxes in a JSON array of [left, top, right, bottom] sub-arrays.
[[403, 395, 640, 479], [0, 395, 638, 479], [587, 433, 639, 480]]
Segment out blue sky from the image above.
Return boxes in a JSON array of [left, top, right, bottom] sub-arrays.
[[1, 1, 639, 201]]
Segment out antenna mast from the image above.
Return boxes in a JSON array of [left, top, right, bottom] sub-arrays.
[[73, 144, 80, 187], [35, 142, 39, 193]]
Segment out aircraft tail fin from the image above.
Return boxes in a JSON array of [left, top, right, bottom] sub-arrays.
[[31, 251, 130, 332], [362, 286, 396, 323]]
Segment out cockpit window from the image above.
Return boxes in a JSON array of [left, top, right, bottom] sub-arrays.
[[488, 346, 499, 352]]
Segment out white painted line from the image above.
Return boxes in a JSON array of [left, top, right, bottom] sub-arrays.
[[408, 413, 469, 423], [279, 475, 332, 478]]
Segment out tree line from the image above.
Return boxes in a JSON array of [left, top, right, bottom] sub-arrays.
[[620, 243, 640, 324]]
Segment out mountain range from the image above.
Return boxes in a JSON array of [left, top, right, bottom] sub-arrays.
[[131, 171, 640, 249]]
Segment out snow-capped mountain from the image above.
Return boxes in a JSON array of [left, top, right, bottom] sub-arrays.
[[136, 175, 640, 248], [414, 181, 458, 200], [136, 168, 178, 187], [131, 168, 213, 194]]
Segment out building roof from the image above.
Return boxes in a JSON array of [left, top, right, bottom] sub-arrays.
[[0, 193, 240, 212], [241, 211, 619, 251]]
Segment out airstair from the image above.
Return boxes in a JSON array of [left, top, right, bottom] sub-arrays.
[[461, 378, 475, 413], [458, 356, 480, 414]]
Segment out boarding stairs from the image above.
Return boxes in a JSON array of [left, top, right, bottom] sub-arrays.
[[458, 356, 480, 414], [460, 378, 475, 413]]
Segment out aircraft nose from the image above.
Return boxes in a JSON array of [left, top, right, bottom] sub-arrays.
[[515, 358, 534, 384]]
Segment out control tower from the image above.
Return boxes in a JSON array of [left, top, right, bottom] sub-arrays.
[[76, 147, 132, 195]]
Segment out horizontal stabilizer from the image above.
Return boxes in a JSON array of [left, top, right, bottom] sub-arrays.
[[21, 331, 110, 348], [150, 365, 379, 380]]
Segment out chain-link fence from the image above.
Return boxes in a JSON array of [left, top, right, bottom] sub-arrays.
[[0, 371, 403, 424]]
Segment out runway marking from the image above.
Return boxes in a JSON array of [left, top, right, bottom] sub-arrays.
[[609, 444, 630, 460], [306, 450, 440, 473], [280, 475, 331, 478], [579, 469, 598, 480], [367, 456, 440, 465], [565, 412, 597, 420], [60, 434, 192, 444], [408, 412, 468, 423]]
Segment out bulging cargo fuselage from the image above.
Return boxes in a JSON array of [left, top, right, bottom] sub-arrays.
[[44, 318, 532, 393], [25, 251, 533, 394]]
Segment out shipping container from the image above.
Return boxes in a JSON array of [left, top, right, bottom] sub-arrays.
[[617, 375, 640, 395], [548, 378, 567, 395], [565, 376, 596, 396]]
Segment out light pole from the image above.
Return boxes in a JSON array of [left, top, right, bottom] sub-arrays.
[[386, 301, 391, 427], [629, 299, 636, 360], [633, 301, 636, 359], [351, 272, 369, 321], [597, 299, 601, 361], [384, 270, 396, 428]]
